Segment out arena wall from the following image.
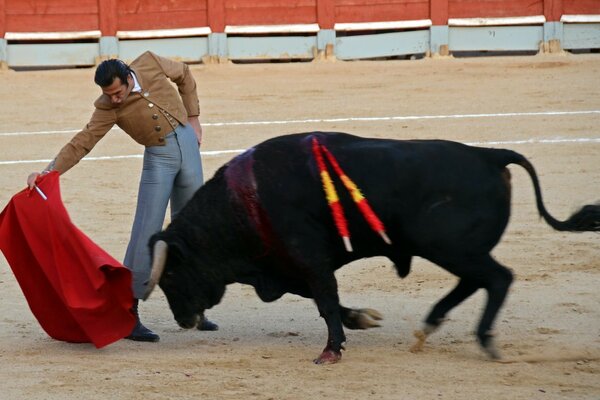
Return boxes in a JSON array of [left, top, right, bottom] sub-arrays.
[[0, 0, 599, 67]]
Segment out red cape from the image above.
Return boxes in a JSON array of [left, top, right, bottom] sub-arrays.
[[0, 172, 135, 348]]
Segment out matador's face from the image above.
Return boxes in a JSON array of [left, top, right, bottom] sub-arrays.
[[102, 74, 134, 105]]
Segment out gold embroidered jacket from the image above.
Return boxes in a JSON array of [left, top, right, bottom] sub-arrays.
[[52, 51, 200, 174]]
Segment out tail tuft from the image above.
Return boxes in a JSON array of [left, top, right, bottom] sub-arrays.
[[563, 203, 600, 232]]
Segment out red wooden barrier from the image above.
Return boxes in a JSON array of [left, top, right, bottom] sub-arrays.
[[98, 0, 117, 36], [0, 0, 5, 37], [317, 0, 335, 29], [116, 0, 208, 31], [430, 0, 449, 25], [448, 0, 544, 19], [223, 0, 317, 26], [562, 0, 600, 15], [334, 0, 430, 23], [1, 0, 600, 38], [4, 0, 99, 32], [208, 0, 226, 33]]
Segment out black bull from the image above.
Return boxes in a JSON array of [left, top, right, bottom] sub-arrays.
[[143, 132, 599, 364]]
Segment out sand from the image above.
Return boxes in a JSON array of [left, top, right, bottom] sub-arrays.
[[0, 53, 599, 400]]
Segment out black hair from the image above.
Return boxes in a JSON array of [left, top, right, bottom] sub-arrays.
[[94, 59, 131, 87]]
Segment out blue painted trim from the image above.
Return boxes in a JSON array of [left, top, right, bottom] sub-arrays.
[[430, 25, 449, 54], [118, 37, 208, 62], [317, 29, 336, 51], [336, 30, 429, 60], [544, 21, 563, 42], [99, 36, 119, 58], [208, 33, 228, 58], [7, 43, 99, 67], [449, 26, 543, 51], [227, 35, 317, 60], [0, 39, 7, 63], [563, 23, 600, 49]]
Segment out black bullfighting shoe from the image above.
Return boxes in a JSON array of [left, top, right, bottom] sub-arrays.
[[125, 299, 160, 342], [126, 320, 160, 342]]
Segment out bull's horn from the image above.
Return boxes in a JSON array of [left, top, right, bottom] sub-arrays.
[[142, 240, 168, 300]]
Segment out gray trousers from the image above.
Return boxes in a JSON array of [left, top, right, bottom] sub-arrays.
[[124, 123, 203, 298]]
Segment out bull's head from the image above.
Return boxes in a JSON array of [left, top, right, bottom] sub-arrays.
[[143, 236, 205, 330]]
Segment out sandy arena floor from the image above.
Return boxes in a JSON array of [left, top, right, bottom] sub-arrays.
[[0, 54, 599, 400]]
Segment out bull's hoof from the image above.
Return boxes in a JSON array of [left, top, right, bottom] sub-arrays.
[[479, 334, 501, 360], [409, 329, 427, 353], [314, 349, 342, 365], [343, 308, 383, 330], [198, 318, 219, 331]]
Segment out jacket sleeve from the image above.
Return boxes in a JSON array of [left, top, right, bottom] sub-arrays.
[[53, 107, 116, 174], [150, 52, 200, 117]]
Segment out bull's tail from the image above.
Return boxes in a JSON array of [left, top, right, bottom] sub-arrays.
[[501, 150, 600, 232]]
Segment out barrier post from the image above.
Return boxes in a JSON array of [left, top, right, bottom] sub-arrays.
[[543, 0, 563, 52], [0, 0, 7, 69], [430, 0, 449, 56], [98, 0, 119, 61], [316, 0, 336, 59], [207, 0, 228, 62]]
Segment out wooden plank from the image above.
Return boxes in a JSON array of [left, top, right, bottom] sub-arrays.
[[118, 37, 209, 62], [208, 0, 226, 33], [335, 19, 431, 30], [117, 27, 211, 39], [5, 0, 98, 15], [430, 0, 449, 25], [0, 0, 6, 37], [98, 0, 117, 36], [225, 6, 318, 25], [335, 1, 429, 23], [6, 15, 99, 32], [7, 43, 98, 66], [449, 15, 546, 26], [448, 0, 544, 19], [117, 11, 208, 31], [6, 31, 101, 40], [563, 23, 600, 49], [117, 0, 207, 31], [563, 1, 600, 15], [317, 0, 336, 29], [561, 15, 600, 23], [336, 30, 429, 59], [225, 24, 319, 33], [226, 0, 315, 7], [118, 0, 207, 13], [224, 0, 317, 25], [449, 25, 543, 50], [227, 35, 317, 60]]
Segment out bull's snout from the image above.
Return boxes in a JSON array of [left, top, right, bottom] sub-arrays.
[[177, 314, 200, 329]]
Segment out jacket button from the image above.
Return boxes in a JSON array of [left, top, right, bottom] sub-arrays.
[[144, 92, 150, 97], [155, 125, 162, 132], [152, 114, 159, 120], [158, 137, 164, 143], [148, 103, 154, 108]]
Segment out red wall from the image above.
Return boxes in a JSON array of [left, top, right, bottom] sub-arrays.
[[334, 0, 430, 23], [4, 0, 100, 32], [1, 0, 600, 37], [448, 0, 544, 19]]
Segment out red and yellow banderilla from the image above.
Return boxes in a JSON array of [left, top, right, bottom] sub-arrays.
[[311, 136, 392, 252]]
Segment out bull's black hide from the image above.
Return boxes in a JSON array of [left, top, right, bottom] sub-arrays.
[[145, 132, 599, 364]]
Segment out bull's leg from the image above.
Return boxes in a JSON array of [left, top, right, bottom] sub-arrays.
[[309, 276, 346, 364], [475, 258, 513, 359], [340, 306, 383, 330], [414, 255, 513, 359], [411, 278, 478, 353]]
